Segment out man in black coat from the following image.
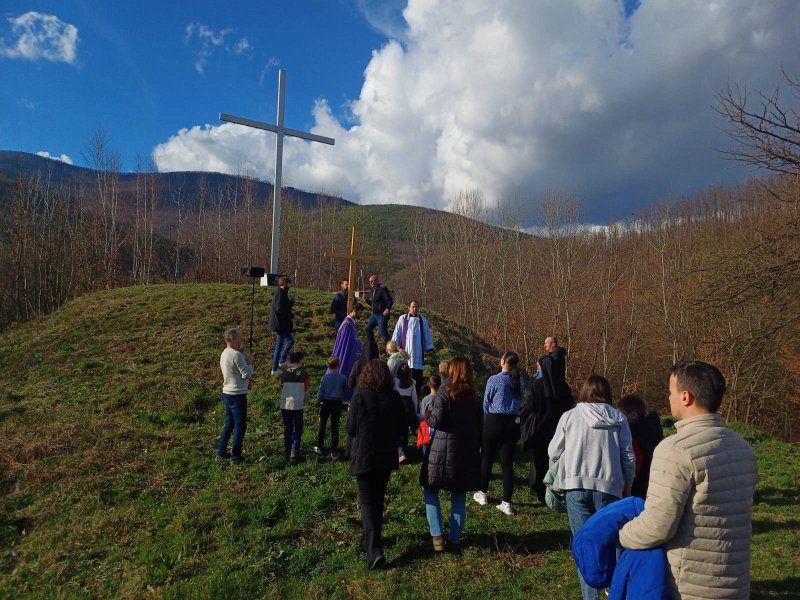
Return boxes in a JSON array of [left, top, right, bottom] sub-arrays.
[[330, 279, 348, 331], [520, 336, 573, 503], [268, 276, 295, 375], [365, 274, 393, 345]]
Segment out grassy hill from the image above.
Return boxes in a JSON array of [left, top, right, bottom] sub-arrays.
[[0, 285, 798, 599]]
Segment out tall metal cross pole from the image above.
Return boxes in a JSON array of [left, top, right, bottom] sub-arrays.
[[220, 69, 335, 285], [324, 226, 380, 313]]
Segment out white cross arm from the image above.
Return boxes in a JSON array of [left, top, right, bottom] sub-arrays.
[[219, 112, 335, 145]]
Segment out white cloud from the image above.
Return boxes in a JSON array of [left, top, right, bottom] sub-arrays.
[[0, 12, 79, 64], [36, 151, 73, 165], [158, 1, 800, 221], [185, 23, 253, 75]]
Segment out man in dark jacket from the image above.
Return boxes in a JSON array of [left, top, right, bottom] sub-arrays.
[[520, 336, 573, 502], [268, 276, 295, 375], [330, 279, 348, 331], [365, 274, 393, 345]]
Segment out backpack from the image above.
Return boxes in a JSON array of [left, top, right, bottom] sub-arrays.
[[416, 419, 436, 449]]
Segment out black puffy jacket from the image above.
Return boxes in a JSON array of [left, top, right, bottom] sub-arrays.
[[419, 388, 482, 492]]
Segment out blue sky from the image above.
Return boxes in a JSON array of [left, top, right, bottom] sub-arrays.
[[1, 0, 392, 168], [2, 1, 799, 222]]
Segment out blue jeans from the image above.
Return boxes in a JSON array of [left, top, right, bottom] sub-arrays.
[[566, 489, 620, 600], [365, 313, 390, 344], [424, 487, 467, 544], [218, 393, 247, 461], [272, 333, 294, 370], [281, 409, 303, 453]]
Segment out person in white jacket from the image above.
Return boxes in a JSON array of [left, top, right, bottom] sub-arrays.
[[618, 361, 758, 600], [392, 300, 434, 394], [548, 374, 635, 600]]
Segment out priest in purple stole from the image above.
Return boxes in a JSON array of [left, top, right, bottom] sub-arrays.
[[333, 303, 363, 399]]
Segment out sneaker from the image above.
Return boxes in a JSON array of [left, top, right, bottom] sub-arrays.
[[271, 369, 281, 376], [330, 451, 342, 461], [313, 446, 324, 457], [216, 451, 231, 460], [473, 491, 488, 506], [496, 501, 514, 516], [398, 447, 406, 463]]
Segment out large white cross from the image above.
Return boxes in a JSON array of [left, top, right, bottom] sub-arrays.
[[219, 68, 335, 285]]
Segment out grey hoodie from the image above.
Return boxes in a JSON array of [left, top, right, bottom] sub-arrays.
[[548, 402, 635, 498]]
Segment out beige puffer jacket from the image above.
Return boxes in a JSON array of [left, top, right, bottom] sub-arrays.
[[618, 413, 758, 600]]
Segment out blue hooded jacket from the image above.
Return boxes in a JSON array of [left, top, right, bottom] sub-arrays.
[[571, 497, 669, 600]]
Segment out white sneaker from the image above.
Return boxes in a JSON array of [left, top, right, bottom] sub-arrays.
[[271, 369, 281, 376], [398, 447, 407, 463], [496, 501, 514, 516], [313, 446, 323, 457], [473, 491, 488, 506]]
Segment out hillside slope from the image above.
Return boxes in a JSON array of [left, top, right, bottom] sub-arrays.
[[0, 285, 797, 598]]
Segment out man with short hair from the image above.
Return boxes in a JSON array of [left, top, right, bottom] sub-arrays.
[[365, 274, 393, 345], [217, 328, 254, 464], [333, 302, 363, 400], [392, 300, 434, 395], [619, 361, 758, 599], [330, 280, 349, 331]]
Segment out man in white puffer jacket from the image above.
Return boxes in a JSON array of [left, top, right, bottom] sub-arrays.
[[619, 361, 758, 600]]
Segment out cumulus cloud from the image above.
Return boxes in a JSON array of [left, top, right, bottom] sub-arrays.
[[36, 151, 73, 165], [0, 12, 79, 63], [185, 23, 253, 75], [157, 1, 800, 221]]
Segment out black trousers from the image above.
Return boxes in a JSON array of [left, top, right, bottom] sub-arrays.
[[481, 413, 520, 503], [356, 470, 391, 563], [411, 368, 425, 398], [317, 399, 343, 451], [529, 427, 555, 503]]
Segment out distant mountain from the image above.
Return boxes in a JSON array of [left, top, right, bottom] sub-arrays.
[[0, 150, 355, 211]]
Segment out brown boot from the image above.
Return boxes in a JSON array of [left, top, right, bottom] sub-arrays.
[[432, 535, 445, 552]]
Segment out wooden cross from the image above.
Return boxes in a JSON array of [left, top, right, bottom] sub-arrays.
[[324, 226, 379, 313]]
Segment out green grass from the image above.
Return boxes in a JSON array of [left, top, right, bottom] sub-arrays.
[[1, 284, 798, 598]]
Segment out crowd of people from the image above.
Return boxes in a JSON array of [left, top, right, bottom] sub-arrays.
[[216, 275, 759, 598]]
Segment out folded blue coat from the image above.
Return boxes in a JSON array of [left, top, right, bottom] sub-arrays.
[[571, 496, 669, 600]]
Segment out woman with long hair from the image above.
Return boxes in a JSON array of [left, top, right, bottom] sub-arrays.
[[548, 374, 635, 600], [347, 359, 409, 569], [419, 356, 482, 551], [474, 351, 524, 515]]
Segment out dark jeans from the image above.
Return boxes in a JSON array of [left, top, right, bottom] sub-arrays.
[[356, 470, 391, 563], [481, 413, 520, 503], [566, 489, 620, 600], [281, 409, 303, 453], [317, 399, 343, 452], [333, 317, 344, 331], [272, 333, 294, 371], [365, 313, 390, 344], [218, 393, 247, 460]]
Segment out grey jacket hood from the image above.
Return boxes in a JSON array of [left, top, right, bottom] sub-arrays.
[[577, 402, 627, 430]]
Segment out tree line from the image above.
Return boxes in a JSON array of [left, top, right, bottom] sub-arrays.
[[1, 74, 798, 441]]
